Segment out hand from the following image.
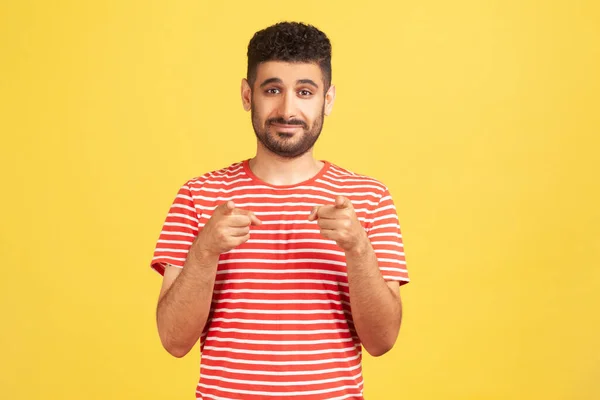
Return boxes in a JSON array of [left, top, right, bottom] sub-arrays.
[[308, 196, 368, 252], [193, 201, 262, 257]]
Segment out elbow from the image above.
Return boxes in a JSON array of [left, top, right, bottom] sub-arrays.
[[164, 343, 191, 358], [362, 328, 400, 357], [159, 332, 195, 358], [162, 339, 193, 358], [157, 315, 201, 358], [364, 341, 395, 357]]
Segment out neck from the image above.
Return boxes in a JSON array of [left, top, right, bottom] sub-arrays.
[[249, 144, 324, 186]]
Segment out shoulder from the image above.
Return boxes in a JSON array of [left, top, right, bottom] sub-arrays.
[[181, 160, 247, 190], [324, 162, 389, 195]]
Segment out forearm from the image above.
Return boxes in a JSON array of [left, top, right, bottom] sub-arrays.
[[345, 237, 402, 357], [156, 248, 219, 357]]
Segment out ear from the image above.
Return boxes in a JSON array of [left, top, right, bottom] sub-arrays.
[[324, 84, 336, 116], [241, 78, 252, 111]]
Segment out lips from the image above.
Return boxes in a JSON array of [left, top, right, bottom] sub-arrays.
[[270, 123, 304, 134], [267, 118, 307, 130], [272, 124, 300, 129]]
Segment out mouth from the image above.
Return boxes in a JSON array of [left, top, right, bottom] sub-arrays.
[[270, 123, 303, 133]]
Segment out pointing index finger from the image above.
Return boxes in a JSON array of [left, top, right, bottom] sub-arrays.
[[232, 207, 262, 226], [248, 211, 262, 226], [308, 206, 320, 221]]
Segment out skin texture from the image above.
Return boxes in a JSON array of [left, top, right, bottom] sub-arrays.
[[156, 60, 402, 358], [156, 202, 261, 357], [309, 196, 402, 356]]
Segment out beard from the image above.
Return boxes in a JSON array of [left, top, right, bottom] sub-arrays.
[[251, 104, 325, 159]]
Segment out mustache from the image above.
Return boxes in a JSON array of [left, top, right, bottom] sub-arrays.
[[267, 117, 308, 129]]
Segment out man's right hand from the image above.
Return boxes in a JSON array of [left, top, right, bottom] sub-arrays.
[[193, 201, 262, 257], [158, 200, 260, 357]]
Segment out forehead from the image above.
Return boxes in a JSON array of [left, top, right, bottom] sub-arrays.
[[255, 61, 323, 85]]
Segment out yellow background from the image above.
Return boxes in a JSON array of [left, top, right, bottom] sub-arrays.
[[1, 0, 599, 399]]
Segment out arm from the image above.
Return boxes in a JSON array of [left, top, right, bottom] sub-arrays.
[[155, 201, 262, 358], [345, 236, 402, 357], [156, 249, 219, 358], [308, 195, 406, 357]]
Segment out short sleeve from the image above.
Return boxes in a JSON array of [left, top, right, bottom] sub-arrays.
[[367, 187, 409, 285], [150, 182, 200, 276]]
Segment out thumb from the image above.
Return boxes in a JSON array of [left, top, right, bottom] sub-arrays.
[[220, 200, 236, 214], [307, 206, 319, 221], [335, 196, 351, 209]]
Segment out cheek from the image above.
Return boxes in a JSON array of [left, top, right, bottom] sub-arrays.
[[304, 99, 324, 118], [253, 100, 277, 121], [303, 106, 321, 125], [251, 105, 267, 124]]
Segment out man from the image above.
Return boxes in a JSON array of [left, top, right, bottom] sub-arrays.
[[150, 21, 409, 399]]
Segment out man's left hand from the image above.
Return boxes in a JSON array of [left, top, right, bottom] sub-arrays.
[[308, 196, 368, 252]]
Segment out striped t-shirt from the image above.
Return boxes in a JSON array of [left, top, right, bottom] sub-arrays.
[[150, 159, 409, 399]]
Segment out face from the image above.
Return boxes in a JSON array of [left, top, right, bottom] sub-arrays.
[[242, 61, 335, 159]]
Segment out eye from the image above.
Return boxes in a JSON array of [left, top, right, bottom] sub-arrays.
[[265, 88, 280, 95], [298, 89, 313, 97]]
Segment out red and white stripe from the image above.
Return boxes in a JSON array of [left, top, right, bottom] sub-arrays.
[[151, 159, 409, 399]]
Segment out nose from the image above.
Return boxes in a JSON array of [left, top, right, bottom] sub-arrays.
[[279, 91, 296, 121]]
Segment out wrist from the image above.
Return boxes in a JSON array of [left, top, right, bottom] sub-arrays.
[[188, 245, 220, 267], [345, 232, 371, 258]]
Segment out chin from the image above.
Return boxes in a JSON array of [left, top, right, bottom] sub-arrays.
[[275, 132, 296, 138]]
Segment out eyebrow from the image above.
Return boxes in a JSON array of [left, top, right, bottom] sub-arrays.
[[298, 79, 319, 89], [259, 77, 319, 89]]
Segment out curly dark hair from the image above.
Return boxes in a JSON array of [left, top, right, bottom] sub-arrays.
[[247, 21, 332, 90]]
